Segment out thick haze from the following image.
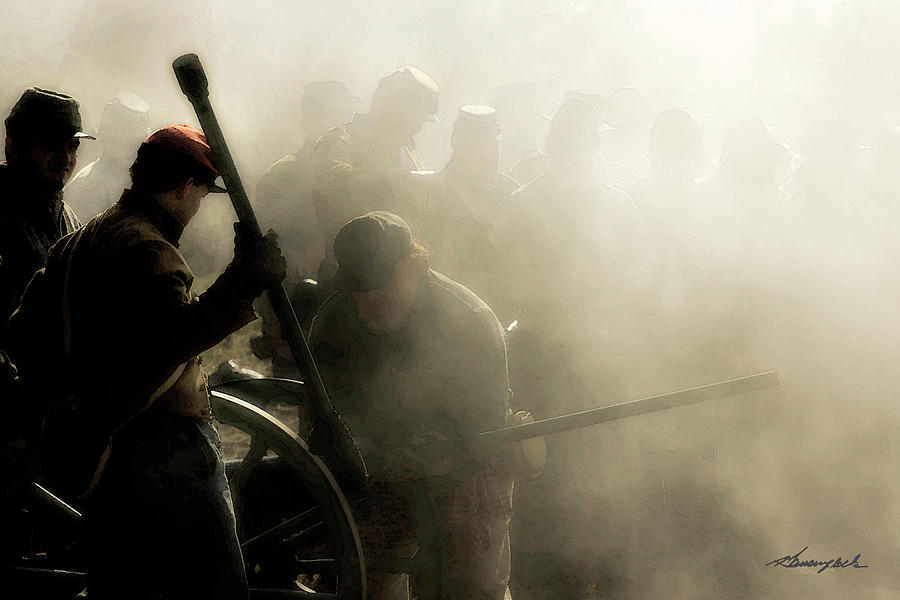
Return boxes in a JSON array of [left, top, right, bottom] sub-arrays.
[[5, 0, 900, 598]]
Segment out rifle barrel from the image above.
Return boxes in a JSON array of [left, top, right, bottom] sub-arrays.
[[479, 370, 779, 445]]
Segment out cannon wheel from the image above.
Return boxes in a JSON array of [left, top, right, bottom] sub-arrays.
[[211, 390, 366, 600], [3, 391, 366, 600], [211, 379, 445, 600]]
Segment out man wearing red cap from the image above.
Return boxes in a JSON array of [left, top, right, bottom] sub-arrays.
[[8, 124, 286, 599]]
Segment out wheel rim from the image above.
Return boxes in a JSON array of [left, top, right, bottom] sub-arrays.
[[211, 391, 366, 600]]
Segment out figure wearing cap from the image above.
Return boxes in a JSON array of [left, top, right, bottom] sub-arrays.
[[312, 65, 440, 284], [635, 108, 711, 298], [506, 89, 605, 186], [494, 97, 650, 333], [65, 90, 151, 220], [631, 109, 728, 387], [258, 81, 358, 282], [253, 81, 357, 375], [308, 211, 515, 600], [702, 119, 795, 378], [709, 119, 794, 275], [7, 124, 286, 599], [0, 87, 95, 331], [492, 99, 655, 591], [417, 105, 519, 303]]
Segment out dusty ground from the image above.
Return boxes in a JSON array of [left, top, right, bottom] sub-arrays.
[[198, 314, 303, 459]]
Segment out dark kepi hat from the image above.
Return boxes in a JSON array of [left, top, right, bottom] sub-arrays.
[[332, 211, 412, 292], [5, 87, 96, 141], [141, 124, 227, 193]]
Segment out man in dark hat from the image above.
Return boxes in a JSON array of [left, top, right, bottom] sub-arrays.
[[495, 98, 649, 334], [507, 89, 605, 185], [312, 66, 439, 284], [417, 105, 519, 304], [0, 87, 95, 333], [7, 124, 286, 599], [493, 98, 653, 596], [308, 211, 514, 600]]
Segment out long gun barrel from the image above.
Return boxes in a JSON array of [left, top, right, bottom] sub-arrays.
[[479, 370, 779, 445], [171, 53, 367, 491]]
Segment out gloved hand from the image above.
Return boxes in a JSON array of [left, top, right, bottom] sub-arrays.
[[230, 223, 287, 297]]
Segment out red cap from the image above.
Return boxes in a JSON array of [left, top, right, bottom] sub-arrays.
[[143, 124, 218, 177]]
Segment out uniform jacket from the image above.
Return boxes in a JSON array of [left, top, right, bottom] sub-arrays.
[[308, 268, 516, 591], [308, 268, 510, 481], [312, 115, 426, 246], [0, 162, 81, 332], [7, 189, 256, 426], [418, 163, 519, 296]]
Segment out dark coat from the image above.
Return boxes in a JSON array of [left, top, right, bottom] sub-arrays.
[[308, 268, 515, 597], [7, 189, 255, 425], [308, 268, 510, 477], [0, 162, 80, 332]]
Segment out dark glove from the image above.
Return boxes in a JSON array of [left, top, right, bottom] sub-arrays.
[[230, 223, 287, 298]]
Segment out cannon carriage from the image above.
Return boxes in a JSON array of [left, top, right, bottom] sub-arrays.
[[4, 374, 433, 599], [4, 366, 779, 599]]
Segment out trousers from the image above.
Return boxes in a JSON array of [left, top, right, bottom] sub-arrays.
[[83, 412, 248, 600]]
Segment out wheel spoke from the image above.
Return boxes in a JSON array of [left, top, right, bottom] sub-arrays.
[[294, 558, 337, 575], [212, 392, 366, 599], [242, 507, 322, 554], [282, 521, 328, 550], [250, 589, 336, 599]]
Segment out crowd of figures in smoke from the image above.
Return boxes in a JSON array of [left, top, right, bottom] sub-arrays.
[[6, 1, 900, 598], [50, 72, 900, 598]]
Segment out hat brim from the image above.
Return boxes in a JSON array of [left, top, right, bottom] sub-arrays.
[[207, 183, 228, 194], [74, 131, 96, 140]]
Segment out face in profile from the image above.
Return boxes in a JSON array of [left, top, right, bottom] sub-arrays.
[[159, 178, 210, 227], [179, 180, 211, 226]]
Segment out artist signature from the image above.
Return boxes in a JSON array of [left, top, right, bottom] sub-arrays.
[[765, 546, 869, 574]]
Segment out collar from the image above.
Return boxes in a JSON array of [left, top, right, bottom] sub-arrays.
[[117, 188, 185, 246]]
